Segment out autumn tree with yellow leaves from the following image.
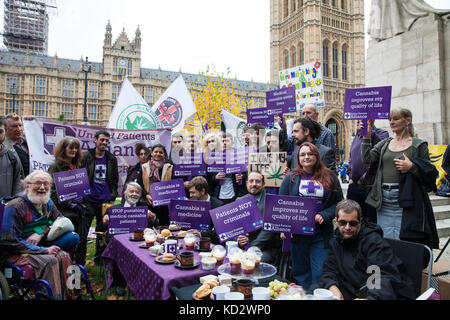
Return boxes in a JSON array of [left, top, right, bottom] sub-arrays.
[[184, 65, 249, 134]]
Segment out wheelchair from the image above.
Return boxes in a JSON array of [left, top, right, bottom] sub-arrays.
[[0, 242, 96, 300]]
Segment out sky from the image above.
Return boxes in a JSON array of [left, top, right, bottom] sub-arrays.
[[1, 0, 449, 84]]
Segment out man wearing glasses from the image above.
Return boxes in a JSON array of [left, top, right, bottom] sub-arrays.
[[1, 170, 80, 299], [317, 199, 415, 300]]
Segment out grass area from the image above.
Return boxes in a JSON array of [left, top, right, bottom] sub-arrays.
[[80, 235, 134, 300]]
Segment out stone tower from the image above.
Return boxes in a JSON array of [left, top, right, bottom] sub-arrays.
[[270, 0, 365, 158], [102, 22, 142, 79]]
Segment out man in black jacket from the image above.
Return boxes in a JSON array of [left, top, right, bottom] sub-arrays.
[[186, 176, 223, 244], [78, 130, 119, 266], [237, 171, 282, 265], [318, 199, 415, 300]]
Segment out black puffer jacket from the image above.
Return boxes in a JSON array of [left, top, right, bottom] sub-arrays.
[[318, 221, 416, 300]]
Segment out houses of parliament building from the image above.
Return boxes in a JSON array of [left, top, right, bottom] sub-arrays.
[[0, 0, 365, 158], [0, 21, 274, 127]]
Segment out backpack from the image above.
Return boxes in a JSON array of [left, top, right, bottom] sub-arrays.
[[436, 178, 450, 197]]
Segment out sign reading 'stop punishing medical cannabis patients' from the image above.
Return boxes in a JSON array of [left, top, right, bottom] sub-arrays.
[[343, 86, 392, 120]]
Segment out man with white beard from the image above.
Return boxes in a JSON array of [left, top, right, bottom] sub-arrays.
[[1, 170, 80, 299]]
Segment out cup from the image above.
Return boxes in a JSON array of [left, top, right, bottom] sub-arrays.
[[201, 257, 217, 270], [212, 285, 231, 300], [224, 292, 244, 301], [156, 235, 165, 244], [177, 251, 194, 267], [184, 235, 196, 250], [164, 239, 178, 255], [252, 287, 271, 300], [145, 238, 155, 247], [199, 237, 211, 250], [233, 279, 253, 299], [230, 260, 241, 274], [242, 260, 256, 275], [226, 241, 238, 254], [313, 288, 337, 300]]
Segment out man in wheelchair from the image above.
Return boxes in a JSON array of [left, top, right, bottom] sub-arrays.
[[1, 170, 80, 300]]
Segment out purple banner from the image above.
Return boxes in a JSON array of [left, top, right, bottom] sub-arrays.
[[247, 108, 275, 127], [224, 148, 250, 174], [24, 118, 172, 197], [343, 86, 392, 120], [266, 86, 297, 115], [169, 199, 211, 231], [173, 153, 207, 177], [53, 168, 91, 203], [108, 206, 148, 235], [263, 194, 317, 235], [209, 195, 263, 243], [150, 179, 186, 207]]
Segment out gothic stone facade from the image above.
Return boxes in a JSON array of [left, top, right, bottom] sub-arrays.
[[270, 0, 365, 159], [0, 22, 275, 126]]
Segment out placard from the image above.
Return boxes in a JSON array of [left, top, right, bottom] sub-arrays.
[[247, 108, 275, 127], [53, 168, 91, 203], [169, 199, 211, 231], [108, 206, 148, 235], [266, 86, 297, 115], [263, 194, 317, 235], [248, 152, 287, 187], [206, 150, 226, 174], [173, 153, 207, 177], [343, 86, 392, 120], [279, 60, 324, 110], [209, 195, 263, 243], [150, 179, 186, 206]]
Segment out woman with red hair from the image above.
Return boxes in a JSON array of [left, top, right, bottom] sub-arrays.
[[279, 142, 343, 289]]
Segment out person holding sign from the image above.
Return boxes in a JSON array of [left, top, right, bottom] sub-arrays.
[[186, 176, 224, 244], [48, 137, 86, 264], [362, 108, 439, 249], [279, 142, 343, 289], [137, 144, 173, 226], [237, 172, 282, 265], [210, 132, 245, 204]]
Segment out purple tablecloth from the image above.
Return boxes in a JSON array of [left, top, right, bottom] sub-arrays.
[[101, 233, 223, 300]]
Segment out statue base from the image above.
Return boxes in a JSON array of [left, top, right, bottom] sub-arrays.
[[365, 13, 450, 144]]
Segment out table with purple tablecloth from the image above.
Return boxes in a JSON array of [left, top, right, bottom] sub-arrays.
[[101, 233, 223, 300]]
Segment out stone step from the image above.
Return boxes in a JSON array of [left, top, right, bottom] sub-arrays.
[[430, 195, 450, 207], [434, 205, 450, 221], [437, 219, 450, 238]]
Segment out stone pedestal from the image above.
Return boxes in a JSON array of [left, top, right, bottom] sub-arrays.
[[365, 13, 450, 144]]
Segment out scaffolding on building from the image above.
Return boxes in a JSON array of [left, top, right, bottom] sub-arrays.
[[3, 0, 57, 54]]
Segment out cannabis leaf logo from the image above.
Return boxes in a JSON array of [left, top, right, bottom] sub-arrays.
[[267, 165, 284, 187], [125, 116, 154, 130]]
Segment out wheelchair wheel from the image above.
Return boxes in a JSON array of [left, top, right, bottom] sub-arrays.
[[0, 271, 10, 300]]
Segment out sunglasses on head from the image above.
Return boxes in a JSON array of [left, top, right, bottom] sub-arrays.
[[337, 219, 360, 227]]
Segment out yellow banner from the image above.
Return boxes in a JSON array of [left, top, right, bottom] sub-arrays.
[[429, 145, 447, 188]]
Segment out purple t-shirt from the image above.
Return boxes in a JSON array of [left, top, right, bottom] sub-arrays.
[[85, 155, 112, 203]]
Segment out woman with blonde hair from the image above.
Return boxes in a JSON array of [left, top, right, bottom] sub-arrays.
[[362, 107, 439, 249]]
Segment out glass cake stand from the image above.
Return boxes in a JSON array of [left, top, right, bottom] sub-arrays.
[[217, 262, 277, 285]]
